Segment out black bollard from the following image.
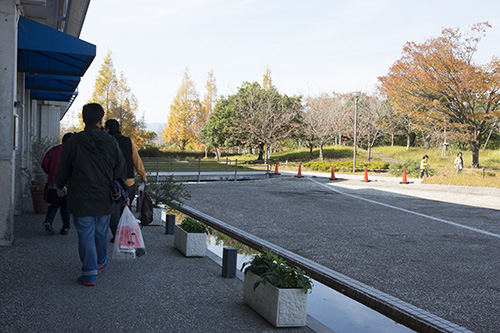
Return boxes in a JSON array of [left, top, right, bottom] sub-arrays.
[[222, 247, 237, 278], [165, 214, 175, 235]]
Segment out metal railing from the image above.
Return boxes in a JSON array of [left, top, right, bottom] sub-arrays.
[[142, 157, 267, 182]]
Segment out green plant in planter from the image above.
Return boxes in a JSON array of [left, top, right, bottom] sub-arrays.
[[179, 217, 209, 234], [242, 249, 313, 293]]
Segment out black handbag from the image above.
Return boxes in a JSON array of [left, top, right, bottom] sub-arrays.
[[84, 130, 127, 201], [140, 188, 154, 226]]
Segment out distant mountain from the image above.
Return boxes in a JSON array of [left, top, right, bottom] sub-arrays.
[[146, 122, 165, 133]]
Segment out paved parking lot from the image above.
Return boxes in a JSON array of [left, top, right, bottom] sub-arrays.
[[184, 175, 500, 333]]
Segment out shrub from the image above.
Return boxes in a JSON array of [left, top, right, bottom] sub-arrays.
[[180, 217, 209, 234], [242, 249, 313, 293], [138, 147, 205, 159], [303, 160, 389, 172], [390, 158, 434, 177], [139, 146, 162, 157], [147, 176, 191, 209]]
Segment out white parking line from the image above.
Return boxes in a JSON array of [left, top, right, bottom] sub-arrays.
[[307, 177, 500, 240]]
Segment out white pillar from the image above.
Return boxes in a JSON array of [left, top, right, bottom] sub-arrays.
[[0, 1, 18, 246], [13, 72, 25, 215], [40, 101, 63, 141]]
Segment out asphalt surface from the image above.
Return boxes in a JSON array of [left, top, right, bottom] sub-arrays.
[[183, 173, 500, 333], [0, 206, 315, 332]]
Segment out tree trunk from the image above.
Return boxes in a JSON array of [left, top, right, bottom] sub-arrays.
[[391, 133, 394, 146], [204, 145, 208, 159], [471, 138, 481, 168], [319, 141, 324, 161], [257, 143, 264, 160], [264, 144, 269, 165], [309, 135, 314, 157], [406, 134, 410, 149], [215, 146, 221, 162], [367, 132, 371, 161]]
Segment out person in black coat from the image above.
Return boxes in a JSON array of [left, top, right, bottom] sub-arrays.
[[56, 103, 127, 286]]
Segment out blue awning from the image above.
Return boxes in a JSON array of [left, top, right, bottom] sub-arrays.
[[17, 16, 96, 102], [25, 74, 81, 92], [30, 90, 77, 102]]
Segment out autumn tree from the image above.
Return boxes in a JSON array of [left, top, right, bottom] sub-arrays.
[[89, 51, 146, 147], [194, 70, 218, 157], [379, 22, 500, 168], [163, 68, 201, 150], [90, 51, 117, 114], [263, 66, 273, 90]]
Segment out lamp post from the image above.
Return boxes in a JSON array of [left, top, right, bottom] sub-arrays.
[[353, 92, 361, 173]]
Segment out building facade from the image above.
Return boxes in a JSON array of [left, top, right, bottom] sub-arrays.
[[0, 0, 95, 246]]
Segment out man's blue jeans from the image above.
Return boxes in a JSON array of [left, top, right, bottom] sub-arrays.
[[73, 215, 110, 276]]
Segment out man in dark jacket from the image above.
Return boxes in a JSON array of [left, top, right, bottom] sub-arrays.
[[104, 119, 147, 240], [55, 103, 127, 286]]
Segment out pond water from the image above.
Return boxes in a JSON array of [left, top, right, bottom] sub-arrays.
[[206, 234, 413, 333], [160, 208, 413, 333]]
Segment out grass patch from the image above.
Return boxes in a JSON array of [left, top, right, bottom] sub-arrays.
[[140, 145, 500, 187], [424, 166, 500, 187], [375, 146, 500, 186]]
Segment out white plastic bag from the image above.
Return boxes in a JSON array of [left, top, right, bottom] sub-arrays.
[[112, 206, 146, 260]]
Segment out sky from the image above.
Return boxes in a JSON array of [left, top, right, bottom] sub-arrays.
[[62, 0, 500, 127]]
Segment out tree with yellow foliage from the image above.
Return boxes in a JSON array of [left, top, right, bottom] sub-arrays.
[[194, 70, 218, 157], [163, 68, 201, 150], [88, 51, 147, 147], [263, 66, 272, 90]]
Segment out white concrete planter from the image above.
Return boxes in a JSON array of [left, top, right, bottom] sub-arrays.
[[243, 271, 308, 327], [173, 224, 206, 257]]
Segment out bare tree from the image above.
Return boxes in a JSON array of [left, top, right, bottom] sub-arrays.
[[235, 82, 302, 164], [356, 94, 393, 161], [304, 93, 349, 160]]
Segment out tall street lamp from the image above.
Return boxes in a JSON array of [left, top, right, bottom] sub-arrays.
[[353, 91, 361, 173]]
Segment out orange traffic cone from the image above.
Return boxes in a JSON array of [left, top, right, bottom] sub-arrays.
[[273, 162, 280, 175], [329, 166, 337, 180], [399, 168, 409, 184], [361, 167, 371, 182], [295, 164, 304, 178]]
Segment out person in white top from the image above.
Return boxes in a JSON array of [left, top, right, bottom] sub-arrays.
[[454, 152, 463, 173]]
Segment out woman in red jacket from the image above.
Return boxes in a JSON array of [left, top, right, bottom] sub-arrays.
[[41, 132, 73, 235]]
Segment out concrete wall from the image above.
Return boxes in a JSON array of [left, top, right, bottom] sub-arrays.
[[0, 1, 18, 246]]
